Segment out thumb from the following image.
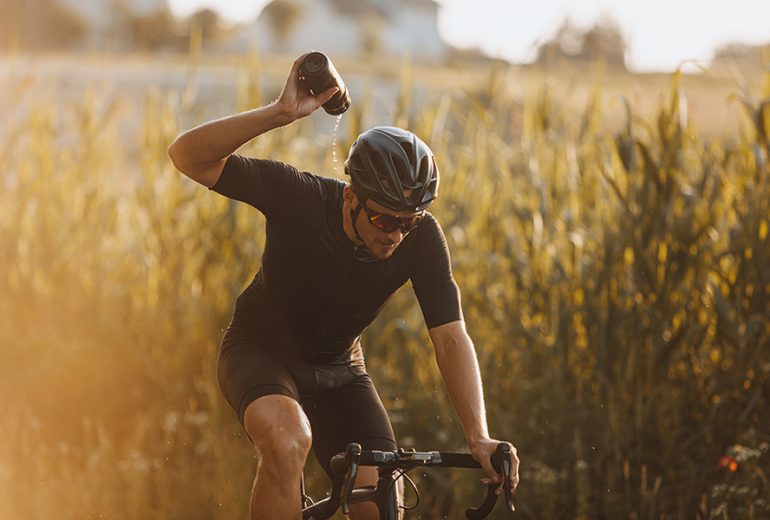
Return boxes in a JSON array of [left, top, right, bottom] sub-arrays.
[[317, 86, 340, 106]]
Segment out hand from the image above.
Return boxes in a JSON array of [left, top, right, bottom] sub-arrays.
[[274, 53, 340, 120], [470, 438, 520, 497]]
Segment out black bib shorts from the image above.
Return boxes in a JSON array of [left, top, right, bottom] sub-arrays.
[[218, 326, 397, 475]]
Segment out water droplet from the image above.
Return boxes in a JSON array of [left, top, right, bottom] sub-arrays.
[[332, 114, 343, 171]]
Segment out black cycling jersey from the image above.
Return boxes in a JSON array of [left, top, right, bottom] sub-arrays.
[[211, 154, 462, 363]]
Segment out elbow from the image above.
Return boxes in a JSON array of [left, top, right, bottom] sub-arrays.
[[167, 137, 185, 173], [167, 137, 200, 181], [166, 132, 224, 188]]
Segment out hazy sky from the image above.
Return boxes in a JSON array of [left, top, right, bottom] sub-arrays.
[[167, 0, 770, 72]]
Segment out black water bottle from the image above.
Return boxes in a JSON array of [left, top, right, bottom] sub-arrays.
[[298, 51, 351, 115]]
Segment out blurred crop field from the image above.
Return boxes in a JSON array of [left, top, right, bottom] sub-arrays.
[[1, 51, 769, 519]]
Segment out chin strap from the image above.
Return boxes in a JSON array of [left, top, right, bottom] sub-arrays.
[[349, 205, 366, 248], [349, 205, 378, 262]]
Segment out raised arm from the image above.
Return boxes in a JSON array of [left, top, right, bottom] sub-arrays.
[[429, 320, 520, 496], [167, 53, 339, 188]]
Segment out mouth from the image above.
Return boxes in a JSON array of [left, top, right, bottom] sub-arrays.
[[377, 241, 398, 254]]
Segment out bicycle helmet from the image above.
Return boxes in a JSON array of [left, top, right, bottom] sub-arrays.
[[344, 126, 439, 212]]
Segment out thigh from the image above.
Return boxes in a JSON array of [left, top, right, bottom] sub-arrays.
[[303, 374, 397, 476], [217, 326, 301, 426]]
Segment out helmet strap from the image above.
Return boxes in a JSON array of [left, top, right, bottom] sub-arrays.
[[349, 204, 367, 248], [349, 205, 379, 262], [347, 190, 379, 261]]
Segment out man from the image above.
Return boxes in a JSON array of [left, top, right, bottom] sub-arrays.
[[168, 54, 519, 520]]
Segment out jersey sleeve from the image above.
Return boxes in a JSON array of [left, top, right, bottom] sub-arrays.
[[410, 216, 464, 329], [210, 154, 317, 218]]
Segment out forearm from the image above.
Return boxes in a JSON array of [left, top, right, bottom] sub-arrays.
[[168, 53, 340, 187], [431, 322, 520, 492], [432, 323, 490, 444], [168, 102, 292, 184]]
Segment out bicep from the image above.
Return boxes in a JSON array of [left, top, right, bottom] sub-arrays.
[[411, 217, 464, 327]]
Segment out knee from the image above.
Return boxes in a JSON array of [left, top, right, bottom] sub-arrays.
[[244, 397, 312, 474], [254, 421, 312, 464]]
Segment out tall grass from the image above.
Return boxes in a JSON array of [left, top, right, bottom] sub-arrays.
[[1, 55, 768, 519]]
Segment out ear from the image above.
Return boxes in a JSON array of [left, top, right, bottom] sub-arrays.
[[343, 185, 358, 207]]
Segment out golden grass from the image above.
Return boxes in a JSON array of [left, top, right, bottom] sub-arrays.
[[1, 52, 769, 518]]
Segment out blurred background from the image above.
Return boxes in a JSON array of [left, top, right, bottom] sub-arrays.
[[1, 1, 769, 518]]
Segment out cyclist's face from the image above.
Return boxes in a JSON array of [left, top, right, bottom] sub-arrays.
[[345, 189, 421, 259]]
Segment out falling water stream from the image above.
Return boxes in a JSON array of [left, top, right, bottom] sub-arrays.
[[332, 114, 342, 171]]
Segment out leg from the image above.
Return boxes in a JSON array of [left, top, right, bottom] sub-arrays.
[[243, 394, 312, 520], [216, 329, 307, 520], [349, 466, 380, 520], [348, 466, 403, 520], [304, 373, 398, 520]]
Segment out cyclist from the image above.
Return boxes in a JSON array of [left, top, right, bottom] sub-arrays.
[[168, 53, 520, 520]]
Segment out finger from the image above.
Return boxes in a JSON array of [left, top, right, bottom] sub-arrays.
[[316, 86, 340, 106], [480, 455, 502, 484], [291, 52, 312, 73], [473, 445, 502, 484], [481, 460, 500, 482], [285, 52, 313, 91], [510, 447, 520, 488], [481, 477, 504, 496], [483, 467, 501, 484]]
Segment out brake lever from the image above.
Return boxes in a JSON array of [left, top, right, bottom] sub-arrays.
[[340, 443, 361, 515], [497, 444, 515, 512], [464, 443, 515, 519]]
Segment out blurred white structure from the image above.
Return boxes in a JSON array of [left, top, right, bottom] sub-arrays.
[[58, 0, 169, 49], [226, 0, 450, 61]]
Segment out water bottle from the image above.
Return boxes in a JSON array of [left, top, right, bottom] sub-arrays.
[[298, 51, 351, 115]]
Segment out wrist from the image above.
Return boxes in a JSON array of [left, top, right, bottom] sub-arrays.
[[265, 100, 296, 127], [467, 430, 490, 447]]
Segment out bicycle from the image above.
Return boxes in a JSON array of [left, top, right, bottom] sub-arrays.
[[302, 442, 515, 519]]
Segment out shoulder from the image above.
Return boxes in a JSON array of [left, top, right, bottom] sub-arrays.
[[410, 213, 448, 248], [397, 212, 451, 266], [211, 154, 343, 216], [406, 211, 463, 327], [313, 173, 347, 202], [221, 155, 311, 188]]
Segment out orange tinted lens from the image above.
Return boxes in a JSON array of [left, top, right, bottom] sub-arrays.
[[370, 213, 423, 232], [365, 205, 424, 233], [369, 213, 401, 232]]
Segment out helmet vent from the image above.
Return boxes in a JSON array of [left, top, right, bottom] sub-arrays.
[[344, 126, 439, 211]]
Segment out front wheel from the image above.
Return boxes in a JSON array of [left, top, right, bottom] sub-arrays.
[[376, 472, 403, 520]]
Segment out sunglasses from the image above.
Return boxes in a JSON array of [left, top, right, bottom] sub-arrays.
[[359, 202, 424, 234]]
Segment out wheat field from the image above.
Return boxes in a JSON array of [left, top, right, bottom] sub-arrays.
[[1, 52, 769, 519]]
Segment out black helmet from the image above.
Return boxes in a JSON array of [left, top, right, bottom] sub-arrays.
[[344, 126, 439, 212]]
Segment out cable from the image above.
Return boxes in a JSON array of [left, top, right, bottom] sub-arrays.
[[386, 469, 420, 511]]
